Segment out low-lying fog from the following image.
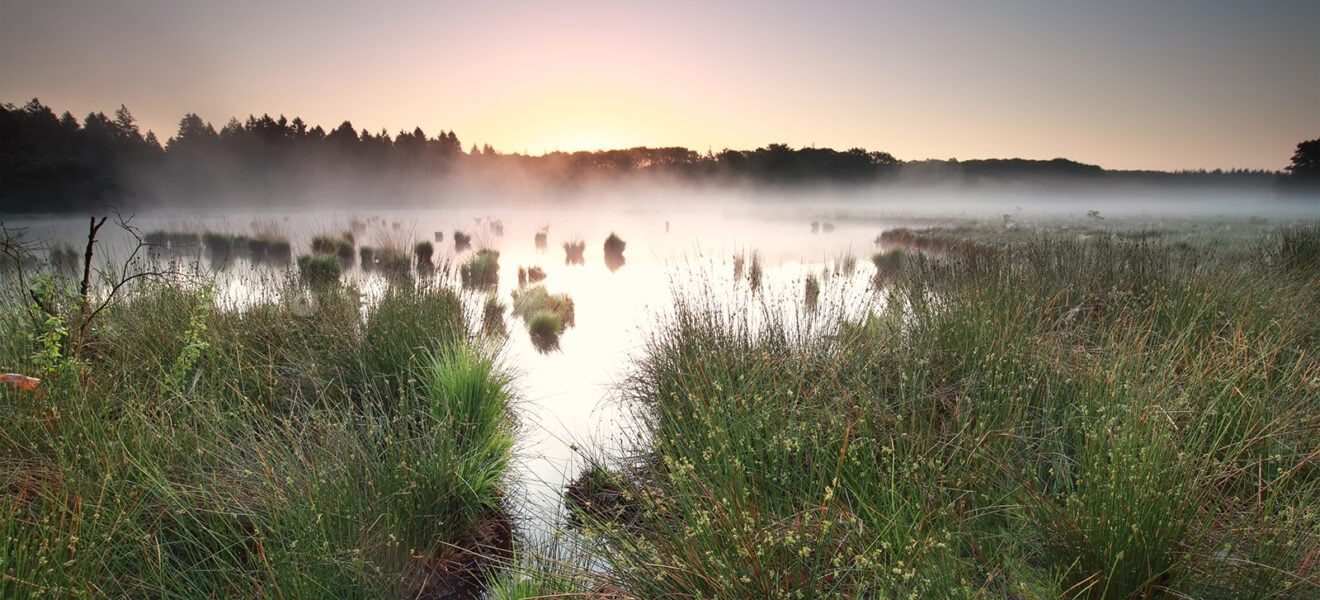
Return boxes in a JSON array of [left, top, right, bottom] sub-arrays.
[[5, 183, 1317, 533]]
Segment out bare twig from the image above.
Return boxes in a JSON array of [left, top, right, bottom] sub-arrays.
[[79, 216, 107, 309], [70, 209, 188, 359]]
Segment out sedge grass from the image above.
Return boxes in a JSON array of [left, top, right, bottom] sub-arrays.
[[568, 228, 1319, 599], [0, 257, 517, 597]]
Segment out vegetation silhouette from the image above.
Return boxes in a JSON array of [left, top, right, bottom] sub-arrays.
[[1, 98, 1310, 213]]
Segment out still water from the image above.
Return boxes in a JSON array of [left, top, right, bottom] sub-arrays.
[[7, 204, 891, 533]]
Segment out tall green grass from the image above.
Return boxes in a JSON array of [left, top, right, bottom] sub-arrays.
[[568, 230, 1319, 599], [0, 264, 515, 597]]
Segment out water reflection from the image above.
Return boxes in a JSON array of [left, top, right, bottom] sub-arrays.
[[603, 253, 626, 272], [8, 206, 889, 538]]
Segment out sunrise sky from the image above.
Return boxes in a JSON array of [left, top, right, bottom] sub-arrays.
[[2, 0, 1317, 171]]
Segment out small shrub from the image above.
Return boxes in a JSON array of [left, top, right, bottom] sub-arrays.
[[804, 273, 819, 311], [359, 246, 376, 271], [454, 231, 472, 252]]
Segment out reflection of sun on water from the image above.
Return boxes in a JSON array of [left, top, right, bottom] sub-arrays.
[[9, 206, 886, 539]]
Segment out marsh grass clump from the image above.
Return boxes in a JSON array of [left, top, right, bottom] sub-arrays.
[[359, 245, 376, 270], [460, 249, 500, 288], [603, 232, 626, 259], [563, 239, 585, 265], [732, 252, 745, 280], [145, 230, 201, 257], [166, 230, 201, 248], [374, 246, 411, 280], [202, 231, 242, 268], [535, 228, 548, 250], [525, 265, 546, 284], [511, 285, 575, 351], [803, 273, 819, 310], [311, 234, 354, 267], [296, 253, 341, 287], [603, 233, 626, 271], [414, 240, 434, 270], [247, 224, 291, 266], [265, 238, 292, 265], [310, 234, 336, 254], [511, 285, 575, 329], [525, 310, 564, 350], [434, 230, 444, 242], [245, 235, 270, 263], [454, 230, 472, 252], [143, 229, 168, 247]]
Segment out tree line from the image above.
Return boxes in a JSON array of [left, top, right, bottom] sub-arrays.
[[1, 98, 1312, 213]]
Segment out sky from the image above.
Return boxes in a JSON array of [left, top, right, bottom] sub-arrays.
[[1, 0, 1317, 171]]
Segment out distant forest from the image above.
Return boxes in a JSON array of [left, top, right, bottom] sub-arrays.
[[1, 98, 1314, 213]]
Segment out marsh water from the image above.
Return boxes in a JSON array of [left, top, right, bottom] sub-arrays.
[[12, 193, 1316, 535], [8, 203, 895, 533]]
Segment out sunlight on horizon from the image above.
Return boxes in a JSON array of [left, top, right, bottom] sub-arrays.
[[2, 1, 1315, 170]]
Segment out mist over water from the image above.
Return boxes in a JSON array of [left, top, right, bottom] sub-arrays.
[[7, 183, 1316, 535]]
